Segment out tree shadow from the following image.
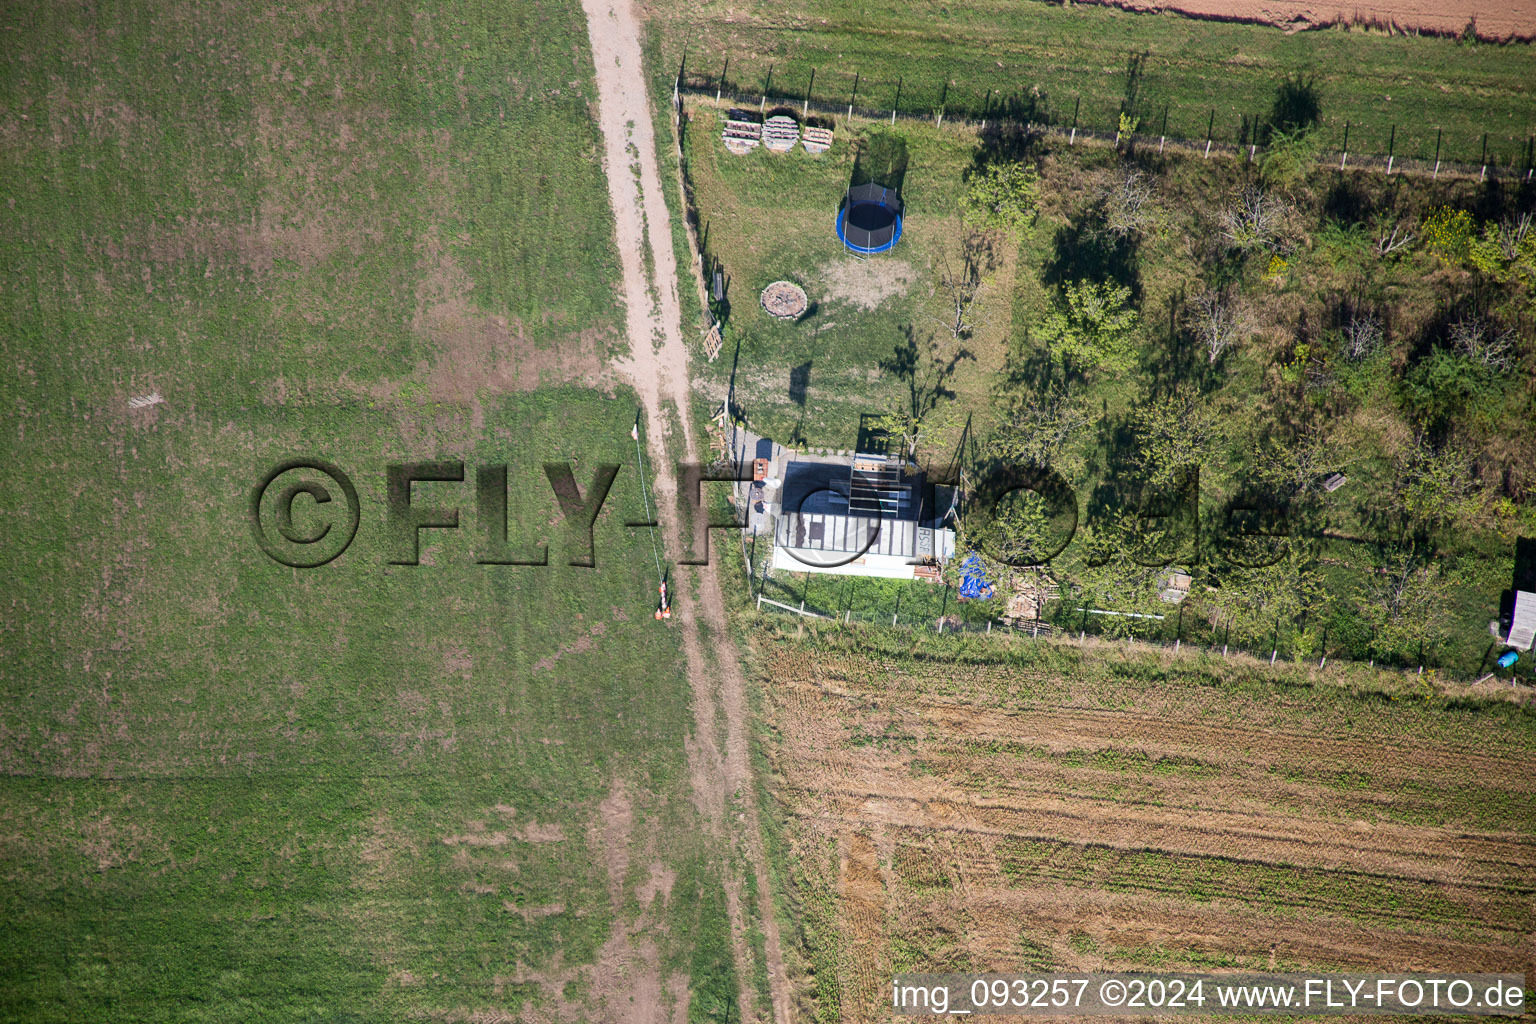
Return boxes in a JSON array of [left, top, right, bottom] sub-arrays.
[[880, 324, 973, 425], [1267, 74, 1321, 141], [850, 130, 909, 192], [1041, 206, 1142, 301], [972, 91, 1050, 170], [788, 360, 811, 407]]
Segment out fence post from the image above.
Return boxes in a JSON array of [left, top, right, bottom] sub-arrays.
[[1340, 122, 1349, 169], [1204, 108, 1213, 159], [675, 51, 686, 106], [1070, 96, 1080, 145], [1527, 136, 1534, 181], [891, 76, 901, 126], [1248, 113, 1257, 162], [981, 88, 993, 129], [936, 81, 948, 127], [803, 68, 814, 117], [757, 593, 763, 611], [1480, 132, 1488, 182], [761, 64, 773, 114], [845, 609, 851, 624], [1159, 104, 1168, 154], [1386, 123, 1395, 175], [1433, 127, 1442, 179], [848, 71, 859, 119], [716, 57, 728, 103]]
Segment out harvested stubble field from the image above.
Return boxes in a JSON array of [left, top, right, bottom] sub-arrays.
[[750, 626, 1536, 1024]]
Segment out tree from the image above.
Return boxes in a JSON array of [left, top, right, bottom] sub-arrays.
[[1257, 125, 1320, 189], [987, 385, 1090, 474], [1341, 312, 1384, 361], [1130, 384, 1225, 485], [1390, 434, 1484, 531], [961, 162, 1039, 233], [1055, 513, 1169, 637], [932, 232, 996, 341], [1364, 550, 1450, 662], [1187, 290, 1254, 365], [1206, 549, 1327, 644], [1038, 280, 1140, 374]]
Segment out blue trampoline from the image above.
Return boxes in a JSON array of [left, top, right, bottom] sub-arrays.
[[836, 182, 903, 254]]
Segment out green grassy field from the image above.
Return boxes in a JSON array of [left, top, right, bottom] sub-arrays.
[[654, 0, 1534, 166], [0, 1, 737, 1020]]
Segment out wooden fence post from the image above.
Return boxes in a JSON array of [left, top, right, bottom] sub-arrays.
[[848, 71, 859, 119], [1340, 122, 1349, 169], [761, 64, 773, 114], [891, 76, 901, 126], [716, 57, 728, 102], [935, 81, 948, 127], [803, 68, 814, 117], [1386, 123, 1395, 175], [1070, 96, 1080, 145], [1204, 108, 1213, 159], [1433, 127, 1441, 179]]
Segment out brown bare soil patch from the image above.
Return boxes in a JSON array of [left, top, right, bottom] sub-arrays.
[[1077, 0, 1536, 40], [758, 635, 1536, 1023]]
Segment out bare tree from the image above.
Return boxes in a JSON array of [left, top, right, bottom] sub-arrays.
[[1342, 312, 1384, 360], [932, 233, 994, 341], [1449, 315, 1517, 371], [1187, 290, 1254, 364], [1219, 185, 1279, 252], [1372, 212, 1415, 257], [1096, 169, 1156, 239]]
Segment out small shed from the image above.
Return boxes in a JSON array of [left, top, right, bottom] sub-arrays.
[[1508, 590, 1536, 650]]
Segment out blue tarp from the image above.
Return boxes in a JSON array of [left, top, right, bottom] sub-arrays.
[[958, 552, 995, 600]]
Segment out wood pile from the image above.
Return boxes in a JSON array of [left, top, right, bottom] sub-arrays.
[[721, 110, 762, 154], [762, 115, 800, 152], [801, 125, 834, 154]]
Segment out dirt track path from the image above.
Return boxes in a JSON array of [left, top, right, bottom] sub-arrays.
[[578, 1, 790, 1021]]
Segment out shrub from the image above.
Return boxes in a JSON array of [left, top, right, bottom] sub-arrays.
[[1420, 206, 1474, 264], [961, 162, 1040, 233]]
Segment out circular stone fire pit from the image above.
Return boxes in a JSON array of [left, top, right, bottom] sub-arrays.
[[760, 280, 808, 320]]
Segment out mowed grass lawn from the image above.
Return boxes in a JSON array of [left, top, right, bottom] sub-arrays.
[[0, 2, 735, 1021], [654, 0, 1535, 166], [686, 102, 1009, 448]]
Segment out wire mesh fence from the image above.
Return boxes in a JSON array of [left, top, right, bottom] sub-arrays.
[[746, 561, 1534, 688], [676, 68, 1536, 183]]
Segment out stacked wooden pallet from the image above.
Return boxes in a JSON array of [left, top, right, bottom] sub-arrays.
[[762, 115, 800, 152], [721, 112, 762, 154], [801, 125, 834, 154]]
